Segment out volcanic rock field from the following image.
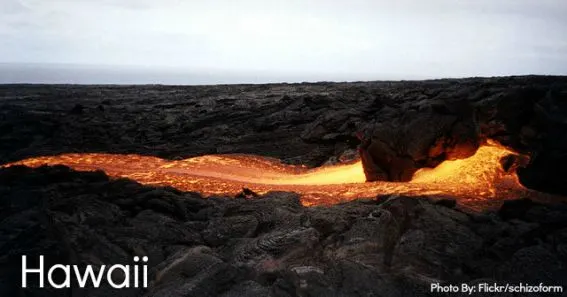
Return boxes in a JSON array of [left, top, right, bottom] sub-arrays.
[[1, 76, 567, 296]]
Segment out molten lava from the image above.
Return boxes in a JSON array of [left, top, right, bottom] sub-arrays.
[[1, 140, 534, 209]]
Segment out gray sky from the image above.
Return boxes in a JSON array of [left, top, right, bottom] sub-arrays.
[[1, 0, 566, 83]]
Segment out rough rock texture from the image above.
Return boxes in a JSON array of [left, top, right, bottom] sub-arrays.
[[1, 76, 567, 194], [357, 78, 567, 185], [1, 166, 566, 296], [1, 77, 567, 296], [358, 99, 480, 181]]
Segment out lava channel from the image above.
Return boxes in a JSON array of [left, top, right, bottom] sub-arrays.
[[0, 140, 543, 210]]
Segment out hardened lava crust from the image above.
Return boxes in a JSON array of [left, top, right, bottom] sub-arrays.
[[1, 76, 567, 296]]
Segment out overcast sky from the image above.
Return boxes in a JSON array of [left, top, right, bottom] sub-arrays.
[[1, 0, 566, 83]]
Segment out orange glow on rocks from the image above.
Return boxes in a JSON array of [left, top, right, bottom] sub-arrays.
[[1, 140, 533, 209]]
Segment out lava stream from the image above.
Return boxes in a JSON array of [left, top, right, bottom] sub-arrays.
[[1, 141, 533, 209]]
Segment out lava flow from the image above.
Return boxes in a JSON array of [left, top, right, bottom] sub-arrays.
[[1, 140, 535, 209]]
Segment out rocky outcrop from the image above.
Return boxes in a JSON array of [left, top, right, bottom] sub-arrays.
[[1, 166, 566, 296], [357, 78, 567, 187], [358, 99, 480, 181]]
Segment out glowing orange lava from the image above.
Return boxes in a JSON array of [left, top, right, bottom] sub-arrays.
[[1, 140, 537, 210]]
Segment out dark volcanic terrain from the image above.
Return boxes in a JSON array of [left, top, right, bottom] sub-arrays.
[[1, 76, 567, 296]]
